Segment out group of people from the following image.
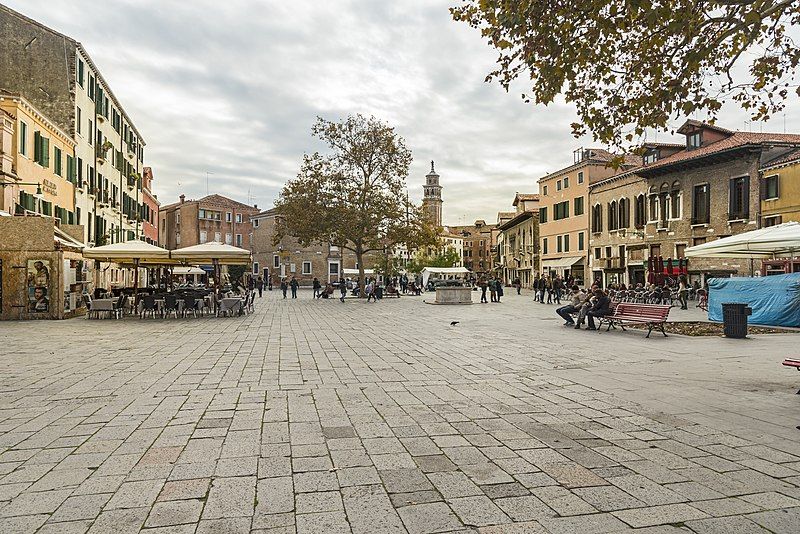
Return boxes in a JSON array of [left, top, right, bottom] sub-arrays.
[[555, 285, 612, 330], [476, 275, 505, 303], [531, 274, 569, 304]]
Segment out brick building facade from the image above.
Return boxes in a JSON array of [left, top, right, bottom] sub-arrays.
[[449, 220, 496, 274], [159, 194, 259, 251], [141, 167, 159, 245]]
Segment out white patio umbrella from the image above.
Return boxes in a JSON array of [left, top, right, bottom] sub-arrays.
[[170, 242, 251, 288], [684, 222, 800, 259], [82, 240, 175, 302]]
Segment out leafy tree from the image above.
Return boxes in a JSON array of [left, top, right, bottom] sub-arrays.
[[275, 115, 439, 296], [406, 246, 462, 274], [451, 1, 800, 149]]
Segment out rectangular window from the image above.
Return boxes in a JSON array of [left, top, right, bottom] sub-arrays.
[[574, 196, 584, 216], [215, 231, 221, 242], [76, 107, 82, 135], [577, 171, 584, 184], [236, 213, 242, 223], [226, 212, 232, 222], [557, 235, 563, 253], [553, 201, 570, 220], [235, 234, 242, 247], [605, 246, 612, 258], [556, 180, 562, 191], [687, 132, 701, 149], [77, 59, 85, 87], [253, 262, 260, 275], [644, 151, 658, 165], [650, 244, 661, 258], [88, 74, 95, 100], [199, 209, 206, 219], [88, 120, 93, 144], [200, 231, 208, 244], [18, 121, 28, 156], [728, 176, 749, 220], [564, 234, 570, 252], [329, 262, 339, 274], [764, 174, 779, 200], [563, 176, 569, 188], [253, 219, 259, 228], [226, 233, 232, 244], [578, 232, 584, 251], [693, 237, 706, 247], [302, 261, 312, 275], [53, 146, 62, 176], [676, 244, 686, 258], [542, 238, 548, 255], [539, 207, 547, 224], [274, 255, 280, 268], [594, 247, 601, 259], [763, 215, 782, 227], [543, 185, 548, 196]]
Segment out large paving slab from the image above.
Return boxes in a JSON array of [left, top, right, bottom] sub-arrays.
[[0, 289, 799, 533]]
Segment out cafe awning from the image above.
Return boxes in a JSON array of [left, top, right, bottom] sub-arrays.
[[170, 242, 251, 265], [685, 222, 800, 259], [172, 266, 206, 275], [541, 256, 584, 269]]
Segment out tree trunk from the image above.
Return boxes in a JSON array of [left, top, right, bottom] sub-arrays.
[[356, 245, 366, 298]]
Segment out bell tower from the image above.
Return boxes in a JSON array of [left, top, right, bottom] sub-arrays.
[[422, 160, 442, 227]]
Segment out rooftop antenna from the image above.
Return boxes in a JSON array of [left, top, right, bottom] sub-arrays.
[[206, 171, 214, 196]]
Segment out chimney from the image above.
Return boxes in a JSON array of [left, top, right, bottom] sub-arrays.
[[254, 204, 258, 209], [179, 194, 185, 204]]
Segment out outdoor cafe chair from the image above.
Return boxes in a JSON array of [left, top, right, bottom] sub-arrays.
[[140, 295, 158, 318], [164, 294, 180, 318], [183, 296, 198, 318], [112, 294, 126, 319]]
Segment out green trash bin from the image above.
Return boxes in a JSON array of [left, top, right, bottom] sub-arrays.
[[722, 303, 752, 338]]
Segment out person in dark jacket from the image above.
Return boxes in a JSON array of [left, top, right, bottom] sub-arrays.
[[290, 277, 299, 298], [312, 277, 322, 299], [585, 289, 612, 330], [496, 278, 504, 302], [478, 276, 488, 303], [280, 278, 288, 299], [256, 276, 264, 297]]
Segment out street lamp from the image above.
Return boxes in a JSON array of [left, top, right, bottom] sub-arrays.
[[0, 182, 42, 195]]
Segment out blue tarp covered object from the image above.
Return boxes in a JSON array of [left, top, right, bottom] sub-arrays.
[[708, 273, 800, 327]]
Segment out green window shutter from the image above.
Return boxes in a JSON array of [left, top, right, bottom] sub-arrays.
[[42, 137, 50, 168], [33, 131, 41, 164]]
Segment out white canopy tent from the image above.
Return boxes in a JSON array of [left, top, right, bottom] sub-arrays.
[[684, 222, 800, 260], [172, 266, 206, 275], [421, 266, 470, 287], [170, 242, 251, 265]]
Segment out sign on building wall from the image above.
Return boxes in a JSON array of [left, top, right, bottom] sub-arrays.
[[26, 259, 50, 313]]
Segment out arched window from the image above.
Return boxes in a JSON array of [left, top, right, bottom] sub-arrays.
[[648, 186, 659, 222], [619, 198, 629, 229], [608, 201, 618, 231], [635, 194, 646, 228], [670, 181, 682, 219], [592, 204, 603, 233]]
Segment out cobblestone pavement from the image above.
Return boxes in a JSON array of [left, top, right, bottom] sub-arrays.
[[1, 290, 800, 533]]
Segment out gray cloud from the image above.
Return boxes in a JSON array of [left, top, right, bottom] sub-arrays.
[[8, 0, 800, 221]]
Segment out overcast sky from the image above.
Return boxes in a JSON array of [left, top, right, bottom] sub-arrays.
[[8, 0, 800, 224]]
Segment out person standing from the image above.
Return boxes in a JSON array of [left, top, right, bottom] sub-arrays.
[[513, 277, 521, 295], [290, 277, 298, 298], [366, 279, 377, 302], [678, 275, 689, 310], [532, 275, 540, 302], [339, 280, 347, 302], [496, 278, 504, 302], [256, 276, 264, 298], [478, 276, 488, 304], [268, 276, 273, 291], [553, 276, 562, 305], [312, 277, 322, 299], [489, 277, 497, 303], [280, 278, 288, 299]]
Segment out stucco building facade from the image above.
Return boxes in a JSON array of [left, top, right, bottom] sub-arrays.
[[159, 194, 259, 251]]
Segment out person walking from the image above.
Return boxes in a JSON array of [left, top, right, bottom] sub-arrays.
[[553, 276, 562, 305], [365, 279, 377, 302], [478, 276, 488, 304], [256, 276, 263, 298], [545, 276, 553, 304], [280, 278, 288, 299], [533, 275, 540, 302], [513, 277, 521, 295], [339, 280, 347, 302], [538, 276, 547, 303], [268, 276, 273, 291], [312, 277, 322, 299], [678, 275, 689, 310], [290, 277, 299, 299]]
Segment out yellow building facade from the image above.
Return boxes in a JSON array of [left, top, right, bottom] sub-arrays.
[[760, 151, 800, 226], [0, 92, 77, 224]]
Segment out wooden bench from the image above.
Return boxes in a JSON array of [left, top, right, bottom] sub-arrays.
[[598, 302, 671, 338], [782, 359, 800, 394]]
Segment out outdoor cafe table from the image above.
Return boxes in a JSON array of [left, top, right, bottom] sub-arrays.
[[219, 297, 245, 316], [90, 299, 115, 319]]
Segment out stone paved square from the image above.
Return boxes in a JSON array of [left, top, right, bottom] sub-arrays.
[[1, 291, 800, 532]]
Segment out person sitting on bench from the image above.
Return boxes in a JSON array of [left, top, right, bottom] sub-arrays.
[[583, 289, 612, 331], [556, 286, 582, 326]]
